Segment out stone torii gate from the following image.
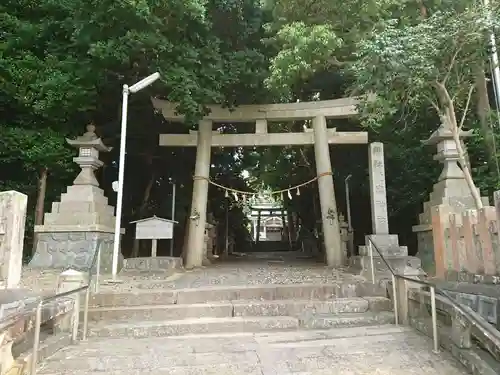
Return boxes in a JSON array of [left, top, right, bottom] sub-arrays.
[[152, 97, 367, 268]]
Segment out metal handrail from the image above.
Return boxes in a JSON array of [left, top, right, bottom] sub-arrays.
[[0, 240, 104, 375], [367, 236, 500, 354], [30, 240, 103, 374]]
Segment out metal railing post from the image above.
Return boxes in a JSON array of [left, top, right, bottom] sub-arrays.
[[30, 302, 43, 375], [391, 274, 399, 326], [95, 247, 101, 293], [82, 286, 91, 341], [72, 293, 80, 343], [430, 286, 439, 353], [368, 240, 376, 284]]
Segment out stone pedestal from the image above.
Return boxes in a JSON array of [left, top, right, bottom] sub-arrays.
[[339, 214, 349, 262], [352, 235, 423, 279], [202, 221, 217, 266], [57, 269, 86, 293], [412, 123, 488, 274], [30, 125, 124, 273], [122, 256, 183, 274]]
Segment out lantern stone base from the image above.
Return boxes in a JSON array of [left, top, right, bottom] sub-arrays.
[[29, 228, 123, 273], [349, 235, 425, 280], [122, 256, 182, 273]]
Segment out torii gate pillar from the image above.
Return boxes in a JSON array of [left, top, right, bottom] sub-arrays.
[[185, 120, 213, 269], [313, 116, 343, 267]]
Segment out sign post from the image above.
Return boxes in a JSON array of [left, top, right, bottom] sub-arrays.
[[130, 216, 177, 257]]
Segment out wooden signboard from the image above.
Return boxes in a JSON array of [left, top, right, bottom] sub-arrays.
[[130, 216, 178, 257]]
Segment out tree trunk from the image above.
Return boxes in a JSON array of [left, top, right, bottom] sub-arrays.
[[437, 83, 484, 210], [417, 1, 427, 18], [452, 129, 484, 209], [287, 209, 296, 242], [32, 167, 48, 254], [475, 65, 498, 174], [131, 171, 155, 258]]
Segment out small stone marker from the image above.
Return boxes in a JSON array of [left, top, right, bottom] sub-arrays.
[[130, 216, 177, 257], [112, 181, 119, 192], [0, 191, 28, 288]]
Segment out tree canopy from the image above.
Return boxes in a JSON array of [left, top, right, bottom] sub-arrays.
[[1, 0, 500, 257]]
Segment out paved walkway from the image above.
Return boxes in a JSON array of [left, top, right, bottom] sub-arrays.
[[38, 325, 468, 375], [20, 252, 366, 294]]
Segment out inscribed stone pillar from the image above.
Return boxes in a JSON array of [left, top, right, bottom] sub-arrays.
[[349, 142, 423, 279], [368, 143, 389, 234], [312, 115, 343, 267], [366, 143, 401, 256], [185, 120, 213, 269], [0, 191, 28, 288]]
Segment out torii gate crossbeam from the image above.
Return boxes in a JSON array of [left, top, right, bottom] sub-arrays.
[[159, 129, 367, 147], [153, 97, 365, 269]]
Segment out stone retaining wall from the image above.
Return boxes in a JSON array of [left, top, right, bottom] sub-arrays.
[[0, 297, 75, 375], [407, 287, 500, 374]]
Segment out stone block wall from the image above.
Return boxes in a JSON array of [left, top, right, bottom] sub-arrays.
[[31, 232, 116, 273], [442, 289, 498, 327]]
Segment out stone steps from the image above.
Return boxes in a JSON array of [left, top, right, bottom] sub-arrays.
[[86, 281, 394, 341], [38, 325, 420, 375], [90, 282, 386, 307], [87, 296, 391, 322], [300, 311, 395, 329], [87, 311, 395, 338]]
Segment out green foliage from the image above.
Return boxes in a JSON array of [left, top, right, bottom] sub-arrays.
[[0, 126, 75, 195], [350, 5, 500, 127], [264, 0, 406, 98], [265, 23, 342, 98], [3, 0, 500, 257], [0, 0, 270, 126], [0, 0, 271, 256]]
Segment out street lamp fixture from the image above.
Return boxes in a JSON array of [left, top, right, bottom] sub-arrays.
[[112, 72, 160, 280]]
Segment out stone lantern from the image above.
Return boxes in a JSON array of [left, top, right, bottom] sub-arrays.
[[412, 118, 488, 272], [67, 124, 111, 186], [30, 125, 124, 273]]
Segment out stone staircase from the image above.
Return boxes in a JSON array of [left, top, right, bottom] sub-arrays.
[[86, 283, 394, 338], [250, 240, 292, 253], [27, 258, 476, 374], [33, 279, 472, 375]]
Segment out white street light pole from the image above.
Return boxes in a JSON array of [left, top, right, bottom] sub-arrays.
[[484, 0, 500, 110], [112, 72, 160, 280]]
